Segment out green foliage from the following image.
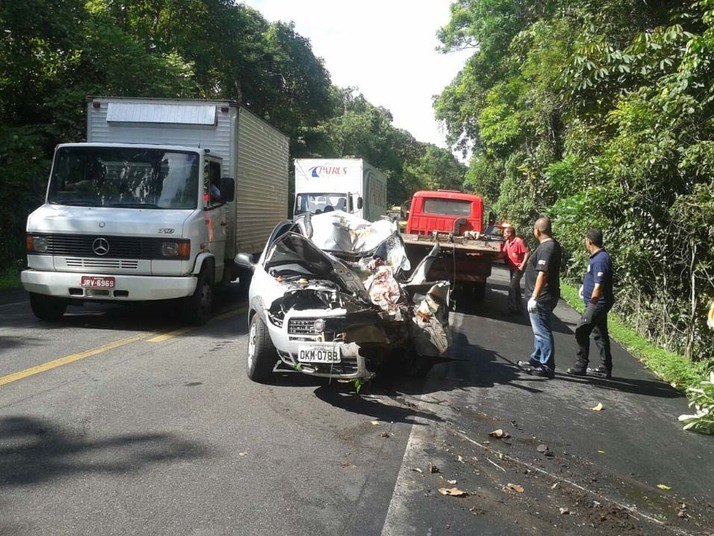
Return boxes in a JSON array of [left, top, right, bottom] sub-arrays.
[[0, 0, 466, 274], [437, 0, 714, 379], [679, 373, 714, 434]]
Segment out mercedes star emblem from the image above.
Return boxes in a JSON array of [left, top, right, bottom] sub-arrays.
[[92, 237, 110, 256]]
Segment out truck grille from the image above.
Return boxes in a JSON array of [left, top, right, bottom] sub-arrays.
[[40, 234, 167, 259], [65, 258, 139, 269]]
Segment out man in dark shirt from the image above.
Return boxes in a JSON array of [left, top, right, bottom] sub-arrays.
[[518, 217, 562, 379], [567, 228, 615, 379]]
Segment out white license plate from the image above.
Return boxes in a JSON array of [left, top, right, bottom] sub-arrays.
[[297, 345, 341, 363], [81, 276, 116, 289]]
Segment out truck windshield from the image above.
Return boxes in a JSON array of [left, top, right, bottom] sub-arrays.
[[423, 198, 472, 217], [294, 192, 348, 215], [47, 146, 200, 209]]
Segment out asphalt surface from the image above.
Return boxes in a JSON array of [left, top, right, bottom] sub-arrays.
[[0, 268, 712, 535]]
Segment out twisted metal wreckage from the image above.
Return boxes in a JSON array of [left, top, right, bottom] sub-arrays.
[[247, 211, 452, 381]]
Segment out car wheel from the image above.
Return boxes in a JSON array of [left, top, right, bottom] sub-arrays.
[[183, 264, 214, 325], [29, 293, 67, 322], [247, 314, 276, 382]]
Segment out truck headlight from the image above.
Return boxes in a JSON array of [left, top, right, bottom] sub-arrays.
[[161, 240, 190, 260], [27, 235, 48, 253]]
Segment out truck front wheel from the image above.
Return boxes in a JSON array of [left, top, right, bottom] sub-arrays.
[[29, 293, 67, 322], [183, 265, 214, 325], [247, 314, 276, 382]]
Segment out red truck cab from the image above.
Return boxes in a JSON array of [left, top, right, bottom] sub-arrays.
[[406, 190, 484, 235]]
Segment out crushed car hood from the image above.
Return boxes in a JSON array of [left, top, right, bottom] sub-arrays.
[[264, 232, 369, 298]]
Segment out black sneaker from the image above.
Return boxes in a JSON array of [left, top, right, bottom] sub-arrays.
[[587, 366, 612, 379], [566, 367, 587, 377], [532, 365, 555, 379]]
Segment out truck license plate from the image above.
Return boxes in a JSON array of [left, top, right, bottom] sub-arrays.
[[297, 345, 341, 363], [81, 276, 116, 289]]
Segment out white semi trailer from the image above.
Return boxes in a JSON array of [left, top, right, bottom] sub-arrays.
[[22, 97, 289, 324], [293, 158, 387, 222]]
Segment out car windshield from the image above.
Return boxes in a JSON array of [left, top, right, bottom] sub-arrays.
[[294, 192, 348, 215], [47, 146, 200, 209]]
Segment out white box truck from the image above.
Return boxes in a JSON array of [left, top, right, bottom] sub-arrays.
[[293, 158, 387, 222], [22, 97, 289, 324]]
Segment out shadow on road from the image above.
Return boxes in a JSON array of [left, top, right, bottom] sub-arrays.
[[555, 373, 684, 399], [313, 383, 445, 425], [454, 279, 575, 335], [0, 415, 212, 489]]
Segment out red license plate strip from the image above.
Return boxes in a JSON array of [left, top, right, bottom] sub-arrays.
[[81, 276, 116, 289]]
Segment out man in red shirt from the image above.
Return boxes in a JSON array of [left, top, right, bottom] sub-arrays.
[[501, 223, 530, 315]]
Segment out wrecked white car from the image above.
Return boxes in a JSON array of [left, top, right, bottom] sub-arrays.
[[236, 211, 451, 382]]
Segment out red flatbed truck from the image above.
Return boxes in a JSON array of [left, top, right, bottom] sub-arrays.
[[401, 190, 503, 301]]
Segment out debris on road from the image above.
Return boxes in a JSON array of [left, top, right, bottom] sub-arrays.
[[412, 467, 423, 474], [592, 402, 604, 411], [506, 483, 524, 493], [428, 462, 440, 473], [380, 431, 391, 438], [656, 484, 671, 490], [559, 507, 570, 515], [370, 420, 380, 426], [438, 487, 469, 497], [489, 428, 511, 439]]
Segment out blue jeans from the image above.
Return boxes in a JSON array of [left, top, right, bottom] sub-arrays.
[[528, 302, 556, 370]]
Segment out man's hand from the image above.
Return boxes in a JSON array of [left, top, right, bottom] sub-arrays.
[[527, 297, 538, 313], [578, 285, 584, 299], [581, 303, 597, 324]]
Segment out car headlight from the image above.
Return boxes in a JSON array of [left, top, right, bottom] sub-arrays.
[[313, 318, 325, 333]]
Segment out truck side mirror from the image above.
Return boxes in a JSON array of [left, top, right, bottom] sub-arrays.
[[220, 177, 235, 203], [357, 196, 363, 210]]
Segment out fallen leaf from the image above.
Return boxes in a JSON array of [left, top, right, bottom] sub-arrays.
[[592, 402, 603, 411], [370, 420, 380, 426], [506, 483, 524, 493], [489, 429, 511, 439], [559, 508, 570, 515], [438, 487, 468, 497], [597, 450, 606, 454], [657, 484, 671, 491]]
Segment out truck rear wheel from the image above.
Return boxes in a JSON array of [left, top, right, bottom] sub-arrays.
[[247, 314, 276, 382], [183, 265, 214, 325], [29, 293, 67, 322]]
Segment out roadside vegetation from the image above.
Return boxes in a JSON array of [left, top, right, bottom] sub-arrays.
[[435, 0, 713, 403], [0, 0, 466, 275], [0, 266, 22, 292]]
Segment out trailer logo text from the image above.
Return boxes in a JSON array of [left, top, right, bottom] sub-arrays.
[[309, 165, 348, 178]]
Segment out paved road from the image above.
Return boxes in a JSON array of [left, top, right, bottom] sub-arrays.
[[0, 269, 711, 535]]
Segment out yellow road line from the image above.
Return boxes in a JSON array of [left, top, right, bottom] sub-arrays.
[[0, 305, 248, 387], [147, 327, 193, 343], [0, 333, 148, 387]]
